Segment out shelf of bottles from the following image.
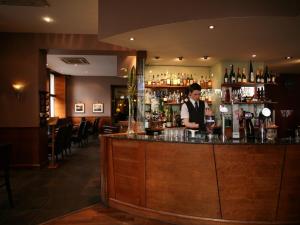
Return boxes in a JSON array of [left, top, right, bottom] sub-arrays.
[[39, 90, 50, 127], [144, 72, 214, 129], [145, 72, 213, 89], [222, 61, 277, 105], [221, 61, 278, 135]]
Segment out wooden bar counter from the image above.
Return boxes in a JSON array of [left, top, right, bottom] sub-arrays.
[[100, 134, 300, 225]]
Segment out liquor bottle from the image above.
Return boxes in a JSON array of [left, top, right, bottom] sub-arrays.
[[166, 106, 173, 128], [147, 77, 152, 86], [207, 75, 212, 88], [163, 73, 167, 85], [242, 68, 247, 83], [156, 74, 159, 85], [224, 68, 229, 83], [159, 73, 164, 85], [190, 74, 194, 85], [264, 66, 271, 83], [204, 76, 208, 88], [260, 87, 265, 101], [260, 69, 264, 83], [179, 73, 184, 86], [271, 72, 276, 84], [183, 73, 187, 86], [256, 69, 260, 83], [249, 60, 255, 83], [230, 65, 236, 83], [200, 76, 204, 87], [151, 75, 156, 86], [176, 73, 181, 85], [237, 67, 242, 83], [257, 88, 261, 100], [166, 73, 171, 85], [145, 117, 149, 129]]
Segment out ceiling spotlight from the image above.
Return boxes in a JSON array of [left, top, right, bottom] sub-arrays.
[[177, 56, 183, 61], [252, 54, 257, 58], [285, 56, 293, 60], [208, 25, 215, 30], [42, 16, 54, 23], [154, 56, 160, 60], [129, 37, 134, 41], [202, 56, 209, 60]]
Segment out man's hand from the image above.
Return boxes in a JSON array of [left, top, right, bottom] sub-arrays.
[[183, 118, 199, 129], [205, 108, 213, 116]]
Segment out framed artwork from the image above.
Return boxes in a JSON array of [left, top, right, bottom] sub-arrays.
[[93, 103, 104, 113], [74, 103, 85, 113]]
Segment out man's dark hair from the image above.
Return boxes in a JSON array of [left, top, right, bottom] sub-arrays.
[[188, 83, 201, 93]]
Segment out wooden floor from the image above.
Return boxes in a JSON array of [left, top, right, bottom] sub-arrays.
[[40, 204, 172, 225]]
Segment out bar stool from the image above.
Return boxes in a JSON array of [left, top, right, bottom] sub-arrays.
[[0, 143, 14, 207]]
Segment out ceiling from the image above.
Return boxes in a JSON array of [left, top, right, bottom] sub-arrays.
[[1, 0, 300, 73], [102, 16, 300, 71], [47, 55, 117, 76], [0, 0, 98, 34]]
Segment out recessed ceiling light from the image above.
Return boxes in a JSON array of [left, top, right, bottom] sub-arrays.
[[154, 56, 160, 60], [209, 25, 215, 30], [285, 56, 293, 60], [42, 16, 54, 23], [177, 56, 183, 61], [74, 64, 78, 67], [201, 56, 210, 60], [252, 54, 257, 58], [129, 37, 134, 41]]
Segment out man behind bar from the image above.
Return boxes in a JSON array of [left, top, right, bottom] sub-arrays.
[[181, 83, 212, 130]]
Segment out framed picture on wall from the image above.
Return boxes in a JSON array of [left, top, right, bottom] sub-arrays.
[[74, 103, 85, 113], [93, 103, 104, 113]]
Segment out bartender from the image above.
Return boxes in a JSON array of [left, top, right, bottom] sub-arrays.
[[181, 83, 213, 130]]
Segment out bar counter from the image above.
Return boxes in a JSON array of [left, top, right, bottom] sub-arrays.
[[100, 134, 300, 225]]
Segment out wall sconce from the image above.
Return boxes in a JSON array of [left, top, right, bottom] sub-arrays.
[[12, 83, 25, 101]]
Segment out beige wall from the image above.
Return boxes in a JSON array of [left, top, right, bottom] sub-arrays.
[[66, 76, 127, 117]]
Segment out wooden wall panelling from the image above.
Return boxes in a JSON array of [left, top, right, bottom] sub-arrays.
[[0, 127, 47, 167], [108, 137, 116, 200], [214, 144, 285, 221], [111, 139, 146, 206], [100, 135, 109, 204], [277, 145, 300, 221], [54, 74, 66, 118], [146, 142, 220, 218]]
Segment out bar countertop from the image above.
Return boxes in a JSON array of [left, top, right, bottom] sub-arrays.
[[105, 133, 300, 145]]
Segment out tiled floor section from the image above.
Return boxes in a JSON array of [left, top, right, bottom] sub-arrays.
[[0, 136, 100, 225]]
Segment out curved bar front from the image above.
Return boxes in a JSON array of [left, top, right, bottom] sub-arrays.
[[100, 134, 300, 225]]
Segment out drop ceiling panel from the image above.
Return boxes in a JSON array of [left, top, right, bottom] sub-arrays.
[[47, 55, 118, 76]]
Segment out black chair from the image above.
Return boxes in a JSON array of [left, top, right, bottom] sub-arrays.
[[0, 143, 14, 207], [82, 121, 92, 145], [64, 123, 73, 155], [89, 118, 100, 135], [72, 121, 86, 147], [48, 126, 66, 160]]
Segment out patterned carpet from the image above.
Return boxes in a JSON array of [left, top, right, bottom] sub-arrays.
[[0, 136, 100, 225]]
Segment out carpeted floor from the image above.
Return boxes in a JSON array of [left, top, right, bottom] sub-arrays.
[[0, 136, 100, 225]]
